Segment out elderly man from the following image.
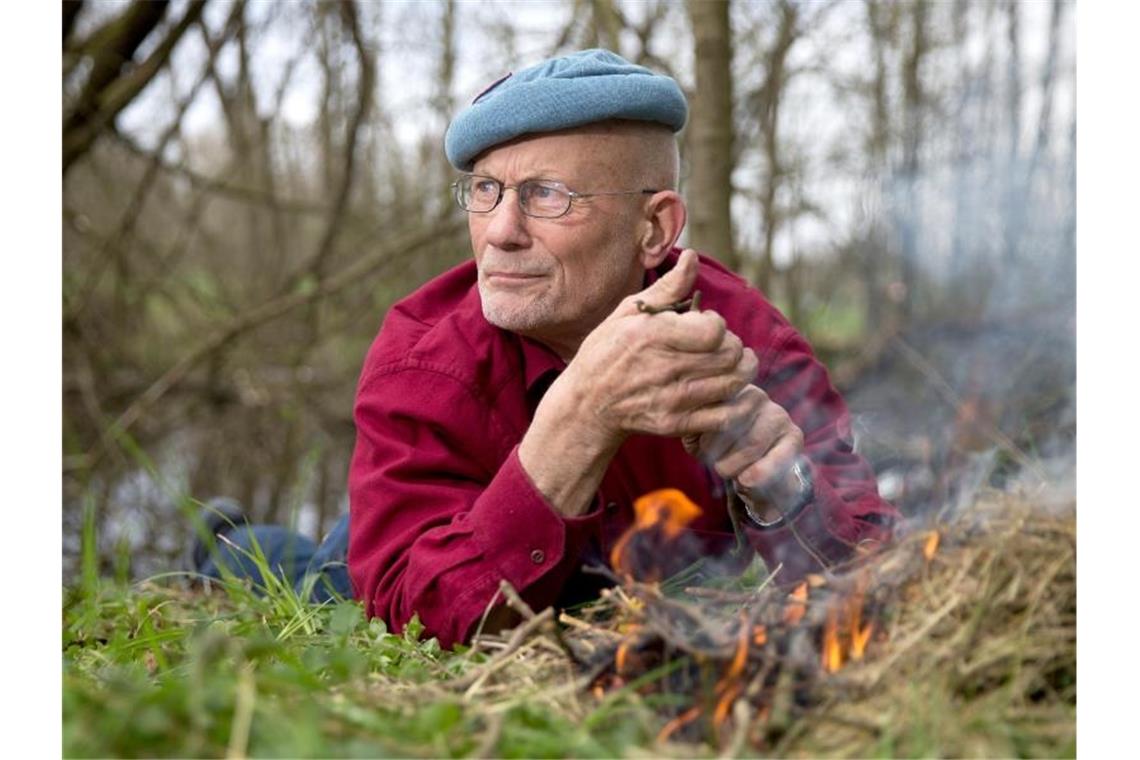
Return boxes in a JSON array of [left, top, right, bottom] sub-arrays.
[[193, 50, 896, 648]]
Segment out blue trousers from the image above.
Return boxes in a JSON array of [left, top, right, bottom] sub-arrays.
[[196, 513, 354, 603]]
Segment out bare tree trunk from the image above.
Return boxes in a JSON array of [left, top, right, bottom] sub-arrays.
[[897, 0, 926, 320], [948, 0, 971, 291], [1024, 0, 1064, 195], [749, 0, 798, 294], [590, 0, 622, 52], [862, 0, 893, 333], [435, 0, 457, 220], [686, 0, 736, 270], [1001, 0, 1022, 264]]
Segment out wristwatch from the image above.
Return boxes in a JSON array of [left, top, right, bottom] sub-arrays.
[[733, 459, 815, 530]]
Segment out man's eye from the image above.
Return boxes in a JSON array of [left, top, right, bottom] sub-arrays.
[[528, 183, 558, 200], [472, 179, 498, 195]]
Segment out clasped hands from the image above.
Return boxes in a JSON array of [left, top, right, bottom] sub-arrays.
[[558, 249, 806, 508]]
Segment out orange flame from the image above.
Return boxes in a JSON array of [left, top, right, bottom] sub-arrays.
[[783, 582, 809, 626], [822, 606, 843, 673], [923, 530, 940, 561], [851, 622, 874, 660], [844, 569, 870, 661], [657, 705, 702, 744], [713, 682, 743, 729], [615, 640, 632, 675], [610, 489, 703, 578], [752, 624, 768, 647], [726, 611, 750, 680]]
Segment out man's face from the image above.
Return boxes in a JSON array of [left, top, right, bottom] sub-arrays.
[[467, 127, 649, 358]]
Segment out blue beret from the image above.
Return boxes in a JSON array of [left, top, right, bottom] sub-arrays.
[[444, 49, 688, 170]]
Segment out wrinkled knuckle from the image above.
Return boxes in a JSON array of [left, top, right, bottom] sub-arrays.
[[742, 347, 759, 376], [699, 312, 726, 346], [713, 460, 736, 479], [726, 374, 748, 397], [724, 334, 744, 365], [743, 386, 764, 411]]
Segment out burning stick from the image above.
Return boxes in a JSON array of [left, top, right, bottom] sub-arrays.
[[610, 488, 703, 582], [657, 705, 703, 744], [923, 530, 941, 562], [713, 682, 744, 729], [851, 622, 874, 661], [822, 605, 843, 673], [783, 582, 809, 626], [726, 610, 751, 680]]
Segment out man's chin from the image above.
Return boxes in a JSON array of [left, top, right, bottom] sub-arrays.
[[480, 293, 553, 334], [481, 304, 544, 333]]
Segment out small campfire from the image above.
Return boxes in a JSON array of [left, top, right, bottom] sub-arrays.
[[553, 488, 941, 748], [461, 486, 1075, 755]]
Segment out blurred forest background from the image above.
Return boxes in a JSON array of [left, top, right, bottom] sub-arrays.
[[62, 0, 1075, 581]]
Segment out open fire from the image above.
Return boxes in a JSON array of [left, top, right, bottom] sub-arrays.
[[458, 486, 1074, 755], [559, 488, 947, 748]]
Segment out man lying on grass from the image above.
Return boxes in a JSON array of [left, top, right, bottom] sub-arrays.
[[194, 49, 898, 648]]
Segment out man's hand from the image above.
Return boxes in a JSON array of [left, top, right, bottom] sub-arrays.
[[681, 384, 807, 523], [558, 248, 759, 443], [519, 249, 758, 516]]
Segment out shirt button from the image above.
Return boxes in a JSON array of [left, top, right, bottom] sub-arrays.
[[605, 502, 618, 513], [530, 549, 545, 564]]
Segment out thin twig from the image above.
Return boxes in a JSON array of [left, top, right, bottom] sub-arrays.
[[450, 607, 555, 693], [498, 579, 537, 620]]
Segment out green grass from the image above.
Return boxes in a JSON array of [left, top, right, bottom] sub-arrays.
[[61, 524, 666, 759], [63, 491, 1075, 758]]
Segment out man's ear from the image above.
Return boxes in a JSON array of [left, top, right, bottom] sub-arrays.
[[636, 191, 687, 269]]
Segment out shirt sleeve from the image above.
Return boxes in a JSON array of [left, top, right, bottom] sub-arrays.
[[347, 362, 603, 648], [743, 324, 900, 582]]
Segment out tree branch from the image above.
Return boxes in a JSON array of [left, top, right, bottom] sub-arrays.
[[63, 0, 205, 175], [286, 0, 375, 286], [84, 218, 466, 466]]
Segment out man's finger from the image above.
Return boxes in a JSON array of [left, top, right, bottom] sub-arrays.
[[736, 434, 801, 493], [618, 248, 699, 316]]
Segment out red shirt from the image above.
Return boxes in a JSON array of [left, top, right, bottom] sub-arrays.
[[348, 249, 898, 648]]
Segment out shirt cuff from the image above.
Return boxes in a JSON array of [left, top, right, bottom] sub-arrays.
[[467, 445, 604, 594]]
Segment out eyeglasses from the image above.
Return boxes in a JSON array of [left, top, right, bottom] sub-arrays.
[[452, 174, 659, 219]]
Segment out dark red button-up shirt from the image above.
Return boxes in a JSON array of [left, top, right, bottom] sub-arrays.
[[348, 249, 898, 647]]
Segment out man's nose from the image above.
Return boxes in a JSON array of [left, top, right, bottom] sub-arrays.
[[481, 188, 532, 250]]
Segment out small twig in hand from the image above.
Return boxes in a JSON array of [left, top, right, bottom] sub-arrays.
[[636, 289, 702, 314]]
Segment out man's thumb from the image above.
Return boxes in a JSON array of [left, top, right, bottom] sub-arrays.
[[626, 248, 699, 314]]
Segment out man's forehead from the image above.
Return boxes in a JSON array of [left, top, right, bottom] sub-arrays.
[[470, 125, 642, 179]]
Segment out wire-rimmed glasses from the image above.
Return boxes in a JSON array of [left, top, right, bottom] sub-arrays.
[[452, 174, 658, 219]]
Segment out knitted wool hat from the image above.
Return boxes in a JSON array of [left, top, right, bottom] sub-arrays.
[[444, 48, 688, 170]]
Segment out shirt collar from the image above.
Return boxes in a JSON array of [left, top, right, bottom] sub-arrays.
[[519, 335, 567, 391]]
